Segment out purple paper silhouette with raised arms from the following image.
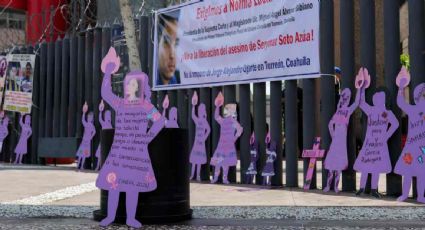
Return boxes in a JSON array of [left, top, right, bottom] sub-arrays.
[[394, 67, 425, 203], [96, 47, 165, 228], [261, 132, 277, 186], [245, 132, 259, 184], [95, 100, 113, 171], [211, 92, 243, 184], [353, 67, 399, 198], [14, 114, 32, 164], [0, 111, 9, 154], [189, 91, 211, 181], [162, 95, 179, 129], [76, 102, 96, 170], [323, 70, 361, 192]]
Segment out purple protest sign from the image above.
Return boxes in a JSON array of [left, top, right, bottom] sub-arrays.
[[95, 100, 113, 171], [354, 67, 399, 198], [211, 92, 243, 184], [302, 137, 325, 190], [323, 70, 361, 192], [261, 132, 277, 186], [245, 132, 259, 184], [0, 111, 9, 155], [96, 47, 165, 228], [189, 91, 211, 181], [13, 114, 32, 164], [76, 102, 96, 170], [162, 95, 179, 129], [394, 67, 425, 203]]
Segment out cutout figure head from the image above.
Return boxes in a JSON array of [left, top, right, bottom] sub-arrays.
[[224, 104, 237, 120], [372, 91, 386, 108], [198, 104, 206, 119], [413, 83, 425, 106], [105, 110, 112, 123], [124, 71, 151, 104], [24, 115, 31, 125], [87, 112, 94, 123], [337, 88, 351, 109]]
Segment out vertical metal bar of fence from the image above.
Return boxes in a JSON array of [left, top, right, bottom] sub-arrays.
[[211, 86, 222, 180], [148, 16, 157, 106], [384, 0, 402, 197], [102, 22, 111, 117], [320, 0, 335, 189], [169, 90, 178, 108], [25, 46, 35, 164], [271, 81, 283, 186], [409, 0, 425, 89], [60, 36, 70, 137], [39, 41, 47, 139], [340, 0, 356, 192], [285, 80, 298, 187], [76, 33, 86, 137], [93, 23, 102, 169], [84, 27, 94, 169], [303, 78, 316, 189], [360, 0, 376, 193], [188, 88, 198, 179], [68, 35, 78, 137], [200, 87, 212, 181], [53, 38, 62, 138], [239, 84, 251, 184], [224, 85, 237, 183], [408, 0, 425, 198], [45, 41, 55, 137], [139, 16, 149, 74], [178, 90, 188, 129], [253, 83, 266, 185], [31, 45, 39, 164]]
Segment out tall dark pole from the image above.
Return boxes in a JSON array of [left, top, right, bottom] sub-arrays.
[[224, 85, 237, 183], [271, 81, 283, 186], [29, 46, 39, 164], [254, 83, 266, 185], [60, 36, 70, 137], [239, 84, 251, 184], [200, 87, 211, 181], [45, 41, 55, 137], [39, 41, 47, 139], [285, 80, 298, 187], [302, 78, 316, 188], [68, 36, 78, 137], [320, 0, 335, 189], [340, 0, 356, 192], [384, 0, 402, 197], [93, 24, 103, 169], [53, 38, 62, 138]]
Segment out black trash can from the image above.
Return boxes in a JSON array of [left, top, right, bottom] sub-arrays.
[[93, 128, 192, 224]]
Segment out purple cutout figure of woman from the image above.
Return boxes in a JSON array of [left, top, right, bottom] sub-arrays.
[[76, 102, 96, 170], [262, 132, 277, 186], [353, 68, 399, 198], [211, 92, 243, 184], [162, 95, 179, 129], [394, 67, 425, 203], [245, 132, 259, 184], [323, 70, 361, 193], [189, 91, 211, 181], [96, 47, 165, 228], [13, 114, 32, 164], [95, 100, 113, 171], [0, 112, 9, 155]]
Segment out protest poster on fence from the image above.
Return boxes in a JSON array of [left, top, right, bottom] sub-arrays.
[[3, 54, 36, 113], [153, 0, 320, 90], [0, 56, 8, 106]]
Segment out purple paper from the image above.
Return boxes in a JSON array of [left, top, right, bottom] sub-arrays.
[[13, 114, 32, 164], [394, 67, 425, 203], [245, 132, 259, 184], [323, 70, 361, 192], [303, 137, 325, 190], [76, 102, 96, 170], [95, 100, 113, 171], [353, 68, 399, 197], [211, 92, 243, 184], [96, 47, 165, 228], [0, 112, 9, 156], [189, 91, 211, 181], [162, 95, 179, 129], [261, 132, 277, 186]]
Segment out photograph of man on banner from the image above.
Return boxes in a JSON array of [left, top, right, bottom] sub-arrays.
[[156, 10, 181, 86]]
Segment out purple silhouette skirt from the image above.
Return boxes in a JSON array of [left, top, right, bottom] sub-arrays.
[[246, 162, 257, 175], [261, 162, 275, 176], [210, 152, 237, 167], [76, 140, 91, 158], [190, 148, 207, 164]]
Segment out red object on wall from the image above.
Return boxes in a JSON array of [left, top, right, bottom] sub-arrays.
[[0, 0, 27, 11]]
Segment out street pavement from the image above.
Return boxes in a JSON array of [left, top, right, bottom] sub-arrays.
[[0, 163, 424, 229]]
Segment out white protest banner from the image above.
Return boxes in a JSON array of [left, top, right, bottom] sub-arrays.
[[4, 54, 36, 113], [153, 0, 320, 90], [0, 56, 7, 106]]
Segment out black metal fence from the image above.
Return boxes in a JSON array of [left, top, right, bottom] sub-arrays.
[[2, 1, 424, 195]]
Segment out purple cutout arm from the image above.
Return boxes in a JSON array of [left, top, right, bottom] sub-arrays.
[[19, 115, 24, 127], [147, 116, 165, 142], [191, 105, 198, 122], [359, 87, 372, 114], [328, 117, 335, 138], [385, 111, 399, 140], [396, 87, 413, 113], [234, 122, 243, 141], [81, 111, 87, 126], [101, 71, 122, 110], [214, 105, 223, 124], [348, 88, 361, 114], [99, 111, 105, 127], [204, 121, 211, 142]]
